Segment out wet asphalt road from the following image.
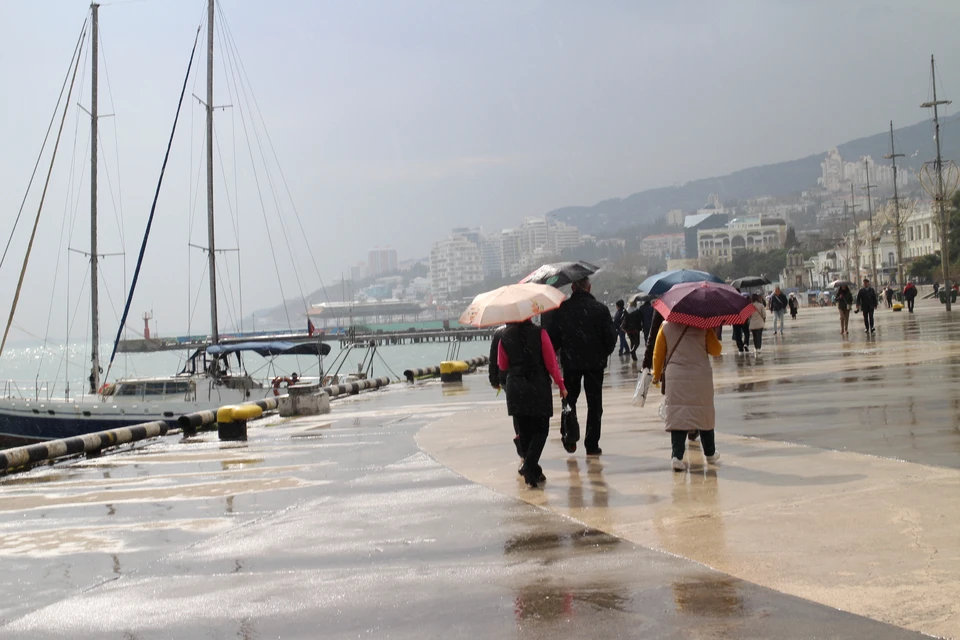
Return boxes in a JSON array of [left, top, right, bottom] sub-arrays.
[[1, 299, 955, 638]]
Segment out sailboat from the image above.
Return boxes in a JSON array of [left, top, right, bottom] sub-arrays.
[[0, 0, 327, 446]]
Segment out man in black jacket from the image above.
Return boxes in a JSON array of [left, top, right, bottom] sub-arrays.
[[856, 277, 879, 334], [548, 278, 617, 455]]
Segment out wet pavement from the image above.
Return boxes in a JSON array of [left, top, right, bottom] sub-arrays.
[[0, 298, 957, 638]]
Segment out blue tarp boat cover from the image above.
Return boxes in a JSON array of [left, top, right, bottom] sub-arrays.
[[206, 341, 331, 357]]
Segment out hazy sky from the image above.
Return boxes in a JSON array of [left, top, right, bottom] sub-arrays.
[[1, 0, 959, 340]]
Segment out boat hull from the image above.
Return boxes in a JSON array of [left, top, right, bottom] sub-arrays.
[[0, 384, 263, 448]]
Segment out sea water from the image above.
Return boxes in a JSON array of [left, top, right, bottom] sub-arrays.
[[0, 339, 491, 396]]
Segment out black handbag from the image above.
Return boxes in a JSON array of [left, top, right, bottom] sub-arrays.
[[560, 399, 579, 453]]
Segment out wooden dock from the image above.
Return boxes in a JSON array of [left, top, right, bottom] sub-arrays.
[[116, 327, 497, 353]]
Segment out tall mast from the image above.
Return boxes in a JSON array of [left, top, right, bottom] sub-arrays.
[[206, 0, 219, 343], [89, 2, 100, 394], [862, 159, 878, 285], [921, 55, 953, 311], [885, 121, 906, 287]]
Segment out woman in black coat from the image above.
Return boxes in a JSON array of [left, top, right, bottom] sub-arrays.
[[497, 319, 567, 488]]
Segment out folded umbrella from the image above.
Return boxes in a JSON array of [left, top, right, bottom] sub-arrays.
[[638, 269, 724, 297], [459, 283, 567, 328], [520, 260, 599, 288], [653, 281, 756, 329]]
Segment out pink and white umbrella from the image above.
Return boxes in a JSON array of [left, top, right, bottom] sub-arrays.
[[459, 284, 567, 328], [653, 281, 755, 329]]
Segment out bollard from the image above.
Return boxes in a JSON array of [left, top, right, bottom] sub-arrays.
[[439, 360, 470, 383], [216, 404, 262, 441], [279, 382, 331, 417]]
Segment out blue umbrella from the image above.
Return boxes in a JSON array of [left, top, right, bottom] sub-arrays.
[[637, 269, 724, 296]]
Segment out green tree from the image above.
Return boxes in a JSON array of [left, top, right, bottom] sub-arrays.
[[785, 226, 798, 249]]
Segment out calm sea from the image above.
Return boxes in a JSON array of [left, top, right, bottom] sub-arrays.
[[0, 339, 491, 397]]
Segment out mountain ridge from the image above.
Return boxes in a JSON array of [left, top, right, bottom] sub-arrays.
[[552, 113, 960, 235]]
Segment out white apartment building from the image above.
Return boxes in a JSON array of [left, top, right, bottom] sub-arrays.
[[697, 216, 788, 264], [429, 235, 484, 302], [820, 148, 909, 194], [499, 229, 524, 279], [639, 233, 685, 259]]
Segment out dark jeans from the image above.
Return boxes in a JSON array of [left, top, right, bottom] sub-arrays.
[[732, 324, 748, 352], [863, 308, 875, 331], [515, 415, 549, 481], [672, 429, 716, 460], [907, 298, 915, 312], [563, 369, 604, 451], [617, 330, 628, 355], [751, 328, 763, 350]]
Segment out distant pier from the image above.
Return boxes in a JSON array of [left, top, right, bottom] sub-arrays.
[[116, 327, 496, 353]]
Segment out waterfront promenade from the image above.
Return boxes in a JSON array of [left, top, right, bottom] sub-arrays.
[[0, 298, 957, 638]]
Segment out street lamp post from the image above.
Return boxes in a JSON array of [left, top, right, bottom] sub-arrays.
[[920, 54, 955, 310]]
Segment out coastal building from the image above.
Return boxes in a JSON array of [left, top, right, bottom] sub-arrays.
[[697, 216, 788, 265], [367, 247, 398, 277], [429, 235, 483, 302], [819, 148, 909, 194], [639, 233, 685, 259], [683, 212, 728, 262]]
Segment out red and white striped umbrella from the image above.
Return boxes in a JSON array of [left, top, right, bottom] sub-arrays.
[[653, 281, 755, 329]]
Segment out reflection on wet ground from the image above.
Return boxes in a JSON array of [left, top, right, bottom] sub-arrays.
[[2, 300, 958, 638]]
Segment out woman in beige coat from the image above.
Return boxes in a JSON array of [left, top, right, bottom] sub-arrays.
[[652, 321, 722, 471]]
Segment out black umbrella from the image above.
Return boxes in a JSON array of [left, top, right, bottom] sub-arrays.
[[629, 292, 654, 305], [730, 276, 772, 289], [520, 260, 599, 288]]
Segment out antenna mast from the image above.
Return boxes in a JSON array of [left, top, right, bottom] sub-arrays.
[[861, 160, 878, 286], [920, 55, 954, 310], [885, 121, 906, 287], [205, 0, 219, 342]]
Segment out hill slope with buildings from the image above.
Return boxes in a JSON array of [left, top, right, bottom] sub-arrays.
[[551, 114, 960, 236]]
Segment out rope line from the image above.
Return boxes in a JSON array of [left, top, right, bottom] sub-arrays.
[[104, 21, 204, 382]]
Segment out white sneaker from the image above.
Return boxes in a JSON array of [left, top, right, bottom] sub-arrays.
[[671, 457, 687, 471], [705, 453, 721, 464]]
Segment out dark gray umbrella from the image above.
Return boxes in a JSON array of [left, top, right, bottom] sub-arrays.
[[520, 260, 599, 288], [730, 276, 772, 289]]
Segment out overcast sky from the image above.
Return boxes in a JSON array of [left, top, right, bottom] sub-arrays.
[[1, 0, 959, 339]]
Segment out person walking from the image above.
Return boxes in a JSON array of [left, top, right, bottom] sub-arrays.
[[903, 282, 918, 313], [489, 324, 525, 459], [497, 319, 567, 488], [548, 277, 617, 456], [856, 277, 879, 334], [639, 299, 655, 345], [934, 281, 940, 298], [769, 287, 788, 334], [884, 285, 894, 309], [788, 293, 799, 320], [651, 320, 722, 471], [836, 285, 853, 335], [622, 299, 644, 361], [749, 293, 766, 353], [613, 300, 628, 357]]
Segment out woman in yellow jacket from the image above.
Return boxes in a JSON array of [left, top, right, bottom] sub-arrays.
[[652, 321, 722, 471]]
